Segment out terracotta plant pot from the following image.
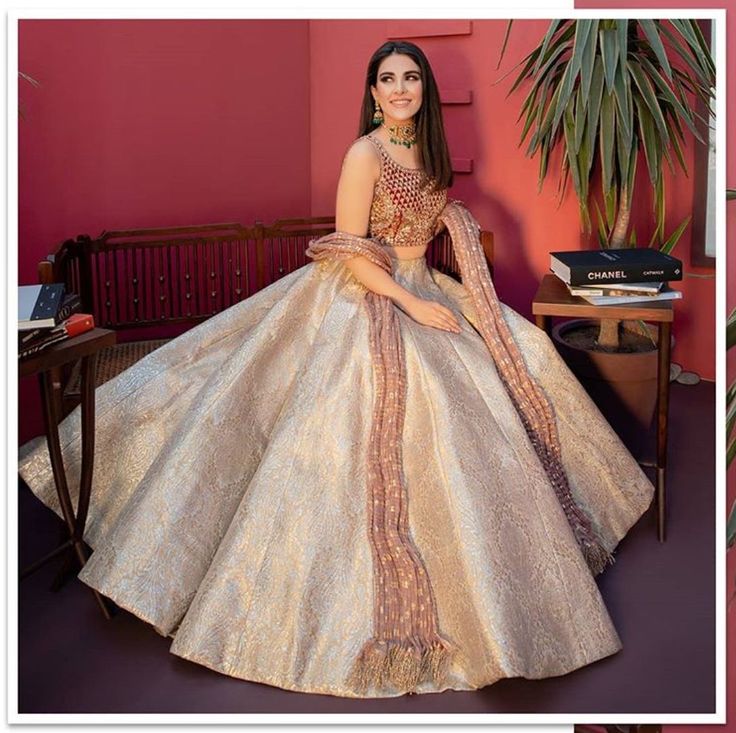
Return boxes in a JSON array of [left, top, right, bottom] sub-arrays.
[[551, 319, 673, 459]]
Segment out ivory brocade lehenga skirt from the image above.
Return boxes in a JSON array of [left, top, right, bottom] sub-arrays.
[[18, 254, 654, 698]]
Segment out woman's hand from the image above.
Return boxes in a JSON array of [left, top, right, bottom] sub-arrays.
[[403, 295, 462, 333]]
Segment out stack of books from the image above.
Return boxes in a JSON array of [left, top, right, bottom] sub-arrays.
[[549, 248, 684, 306], [18, 284, 94, 359]]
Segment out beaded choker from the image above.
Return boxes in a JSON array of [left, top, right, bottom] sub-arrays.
[[381, 121, 417, 149]]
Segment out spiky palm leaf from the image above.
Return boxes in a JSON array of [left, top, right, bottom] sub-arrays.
[[500, 19, 715, 250]]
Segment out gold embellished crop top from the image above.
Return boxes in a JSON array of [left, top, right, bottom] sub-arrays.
[[362, 134, 448, 248]]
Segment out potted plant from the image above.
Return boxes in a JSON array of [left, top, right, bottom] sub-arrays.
[[498, 19, 716, 453]]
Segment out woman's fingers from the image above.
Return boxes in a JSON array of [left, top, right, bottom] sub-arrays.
[[406, 296, 461, 332], [431, 313, 461, 333], [436, 307, 461, 332], [437, 305, 458, 322], [415, 300, 461, 333]]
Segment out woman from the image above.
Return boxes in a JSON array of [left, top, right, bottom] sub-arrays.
[[18, 40, 654, 699]]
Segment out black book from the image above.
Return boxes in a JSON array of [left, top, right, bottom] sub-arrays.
[[57, 292, 82, 323], [18, 284, 66, 330], [18, 331, 70, 359], [19, 322, 65, 347], [19, 325, 63, 348], [550, 248, 682, 286], [19, 326, 52, 345]]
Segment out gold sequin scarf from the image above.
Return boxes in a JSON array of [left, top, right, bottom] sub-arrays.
[[305, 200, 611, 695]]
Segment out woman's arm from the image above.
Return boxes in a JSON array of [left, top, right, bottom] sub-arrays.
[[335, 141, 461, 333], [335, 141, 416, 309]]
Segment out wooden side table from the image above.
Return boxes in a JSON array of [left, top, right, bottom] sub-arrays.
[[532, 274, 674, 542], [19, 328, 117, 617]]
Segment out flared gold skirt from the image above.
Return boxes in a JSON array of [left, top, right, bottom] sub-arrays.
[[17, 256, 654, 698]]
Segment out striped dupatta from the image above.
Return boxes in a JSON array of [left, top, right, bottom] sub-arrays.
[[305, 200, 611, 695]]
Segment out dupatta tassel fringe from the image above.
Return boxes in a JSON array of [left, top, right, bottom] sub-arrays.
[[581, 538, 615, 576], [348, 636, 457, 695]]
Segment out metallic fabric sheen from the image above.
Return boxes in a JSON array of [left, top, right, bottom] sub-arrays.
[[17, 139, 654, 698], [17, 254, 654, 698]]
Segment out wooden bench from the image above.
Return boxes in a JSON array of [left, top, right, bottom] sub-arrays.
[[37, 216, 494, 415]]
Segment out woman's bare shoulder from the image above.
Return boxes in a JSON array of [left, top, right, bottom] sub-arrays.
[[342, 136, 381, 180]]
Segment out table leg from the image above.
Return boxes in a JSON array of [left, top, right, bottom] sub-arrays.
[[38, 367, 112, 618], [76, 354, 96, 540], [656, 321, 672, 542], [79, 354, 113, 617], [38, 371, 77, 539], [535, 314, 551, 334]]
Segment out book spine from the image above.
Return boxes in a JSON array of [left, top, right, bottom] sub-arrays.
[[18, 326, 65, 348], [56, 296, 82, 323], [568, 263, 681, 286], [19, 332, 69, 359], [580, 291, 682, 306], [595, 288, 659, 298], [19, 327, 49, 345], [568, 287, 604, 296], [594, 282, 663, 292]]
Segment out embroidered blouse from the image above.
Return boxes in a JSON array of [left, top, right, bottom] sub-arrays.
[[360, 134, 448, 248]]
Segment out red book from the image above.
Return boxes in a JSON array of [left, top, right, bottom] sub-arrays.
[[63, 313, 95, 338]]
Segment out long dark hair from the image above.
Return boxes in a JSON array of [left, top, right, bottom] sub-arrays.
[[358, 41, 453, 191]]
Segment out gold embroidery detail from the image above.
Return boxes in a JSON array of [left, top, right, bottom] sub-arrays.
[[363, 136, 448, 248]]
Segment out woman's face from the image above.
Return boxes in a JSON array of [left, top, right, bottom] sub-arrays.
[[371, 53, 423, 125]]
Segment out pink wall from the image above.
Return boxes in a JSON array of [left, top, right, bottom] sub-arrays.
[[308, 18, 716, 384], [17, 18, 718, 434], [573, 4, 732, 731], [18, 19, 312, 443], [18, 19, 312, 283]]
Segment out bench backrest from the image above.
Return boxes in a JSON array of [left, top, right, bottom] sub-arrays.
[[39, 218, 494, 331]]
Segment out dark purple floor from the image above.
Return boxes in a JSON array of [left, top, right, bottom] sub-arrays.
[[17, 381, 715, 714]]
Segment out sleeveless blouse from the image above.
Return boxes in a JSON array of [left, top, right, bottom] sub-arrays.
[[360, 135, 448, 248]]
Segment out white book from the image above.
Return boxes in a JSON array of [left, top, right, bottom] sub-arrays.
[[577, 287, 682, 306], [574, 281, 664, 293]]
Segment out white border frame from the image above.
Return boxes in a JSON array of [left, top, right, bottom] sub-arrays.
[[4, 3, 726, 727]]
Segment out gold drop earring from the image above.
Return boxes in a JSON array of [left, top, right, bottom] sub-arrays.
[[372, 99, 384, 125]]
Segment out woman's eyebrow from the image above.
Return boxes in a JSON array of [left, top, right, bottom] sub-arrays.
[[379, 70, 422, 76]]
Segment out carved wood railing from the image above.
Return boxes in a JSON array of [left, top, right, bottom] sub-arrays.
[[38, 217, 494, 332]]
